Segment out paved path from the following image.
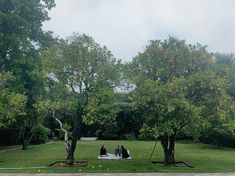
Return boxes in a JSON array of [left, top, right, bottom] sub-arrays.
[[0, 173, 235, 176]]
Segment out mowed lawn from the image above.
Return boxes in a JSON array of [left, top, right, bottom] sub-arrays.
[[0, 140, 235, 173]]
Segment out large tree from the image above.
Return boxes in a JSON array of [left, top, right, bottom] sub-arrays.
[[0, 0, 56, 149], [134, 77, 200, 164], [130, 37, 235, 164], [42, 33, 120, 165]]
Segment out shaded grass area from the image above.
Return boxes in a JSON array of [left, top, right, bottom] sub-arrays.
[[0, 140, 235, 173]]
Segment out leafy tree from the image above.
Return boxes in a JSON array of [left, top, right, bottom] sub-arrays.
[[0, 0, 56, 149], [134, 77, 200, 164], [42, 33, 120, 165], [130, 37, 212, 83], [187, 71, 235, 146], [130, 37, 235, 164], [0, 72, 27, 127], [214, 53, 235, 97]]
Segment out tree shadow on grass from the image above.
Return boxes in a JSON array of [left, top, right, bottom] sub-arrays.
[[49, 161, 88, 167], [151, 161, 194, 168]]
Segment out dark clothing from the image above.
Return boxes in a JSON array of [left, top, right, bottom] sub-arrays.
[[121, 148, 129, 158], [100, 146, 107, 156]]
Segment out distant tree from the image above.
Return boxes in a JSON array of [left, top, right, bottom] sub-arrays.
[[113, 93, 142, 139], [214, 53, 235, 97], [192, 56, 235, 146]]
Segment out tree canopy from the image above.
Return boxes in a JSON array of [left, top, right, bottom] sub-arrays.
[[129, 37, 235, 164], [42, 33, 121, 164]]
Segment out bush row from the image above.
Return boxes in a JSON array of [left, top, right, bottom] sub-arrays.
[[0, 125, 51, 146]]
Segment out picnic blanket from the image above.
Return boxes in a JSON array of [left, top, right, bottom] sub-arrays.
[[97, 153, 132, 160]]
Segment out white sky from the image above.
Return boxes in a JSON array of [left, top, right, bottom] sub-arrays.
[[43, 0, 235, 62]]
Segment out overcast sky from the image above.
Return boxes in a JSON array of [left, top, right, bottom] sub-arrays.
[[43, 0, 235, 62]]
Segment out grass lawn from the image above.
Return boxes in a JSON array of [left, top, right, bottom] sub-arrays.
[[0, 140, 235, 173]]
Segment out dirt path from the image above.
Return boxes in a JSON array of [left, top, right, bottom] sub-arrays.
[[0, 141, 54, 154], [0, 145, 21, 154]]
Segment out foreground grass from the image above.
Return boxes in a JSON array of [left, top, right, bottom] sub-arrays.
[[0, 140, 235, 173]]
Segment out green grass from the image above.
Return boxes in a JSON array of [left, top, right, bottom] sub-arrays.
[[0, 140, 235, 173]]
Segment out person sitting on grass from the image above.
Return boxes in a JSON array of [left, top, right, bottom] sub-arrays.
[[121, 145, 129, 159], [100, 145, 107, 156], [115, 145, 122, 157]]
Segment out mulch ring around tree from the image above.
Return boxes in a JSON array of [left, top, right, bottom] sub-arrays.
[[49, 161, 88, 167], [151, 161, 194, 168]]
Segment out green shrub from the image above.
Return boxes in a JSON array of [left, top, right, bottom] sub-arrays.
[[31, 125, 51, 144], [125, 133, 136, 140], [96, 121, 119, 139], [200, 131, 235, 148]]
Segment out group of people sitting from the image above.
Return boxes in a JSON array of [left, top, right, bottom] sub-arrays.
[[99, 145, 130, 159]]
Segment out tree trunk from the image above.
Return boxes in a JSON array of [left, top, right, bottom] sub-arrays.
[[21, 123, 40, 150], [66, 110, 82, 165], [22, 140, 29, 150], [52, 110, 70, 155], [21, 127, 28, 150], [66, 129, 79, 165], [22, 132, 33, 150], [160, 134, 175, 165]]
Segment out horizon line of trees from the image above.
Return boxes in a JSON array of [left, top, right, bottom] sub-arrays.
[[1, 0, 235, 165]]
